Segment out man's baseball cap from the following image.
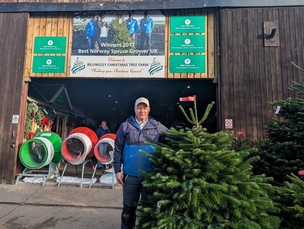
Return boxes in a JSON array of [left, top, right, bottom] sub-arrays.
[[135, 97, 150, 107]]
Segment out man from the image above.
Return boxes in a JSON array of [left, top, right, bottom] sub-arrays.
[[98, 15, 109, 45], [95, 120, 111, 169], [96, 120, 110, 139], [139, 11, 154, 54], [85, 15, 101, 49], [113, 97, 168, 229], [125, 13, 138, 41]]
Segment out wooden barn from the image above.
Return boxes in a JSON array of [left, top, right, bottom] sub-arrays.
[[1, 0, 304, 184]]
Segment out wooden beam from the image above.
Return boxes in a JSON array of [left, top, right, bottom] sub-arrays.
[[1, 1, 304, 13], [0, 2, 202, 13]]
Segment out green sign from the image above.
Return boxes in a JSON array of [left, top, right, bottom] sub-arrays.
[[170, 55, 206, 73], [34, 37, 66, 54], [170, 35, 206, 53], [170, 16, 206, 33], [32, 56, 65, 73]]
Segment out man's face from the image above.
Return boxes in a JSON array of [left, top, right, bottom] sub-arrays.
[[134, 103, 150, 122], [101, 121, 107, 128]]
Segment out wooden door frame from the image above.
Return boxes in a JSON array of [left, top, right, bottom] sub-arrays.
[[0, 13, 29, 184]]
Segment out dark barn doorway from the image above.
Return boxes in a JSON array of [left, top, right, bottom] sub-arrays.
[[28, 78, 216, 133]]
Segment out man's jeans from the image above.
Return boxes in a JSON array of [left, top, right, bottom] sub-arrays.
[[121, 175, 147, 229], [140, 33, 152, 54]]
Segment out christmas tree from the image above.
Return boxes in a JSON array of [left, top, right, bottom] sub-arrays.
[[253, 81, 304, 186], [277, 173, 304, 228], [137, 96, 280, 229], [252, 71, 304, 227], [108, 15, 134, 55]]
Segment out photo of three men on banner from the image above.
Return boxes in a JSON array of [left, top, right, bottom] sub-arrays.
[[71, 10, 165, 77], [72, 11, 165, 56]]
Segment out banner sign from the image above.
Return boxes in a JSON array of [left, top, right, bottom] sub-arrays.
[[71, 56, 164, 77], [70, 11, 165, 78], [170, 35, 206, 53], [169, 15, 207, 73], [170, 16, 206, 33], [32, 56, 65, 73], [170, 55, 206, 73], [34, 37, 66, 54]]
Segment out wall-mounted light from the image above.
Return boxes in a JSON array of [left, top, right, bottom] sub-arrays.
[[269, 28, 277, 40], [264, 21, 279, 47]]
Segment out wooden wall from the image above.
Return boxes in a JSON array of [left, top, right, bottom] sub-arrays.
[[219, 7, 304, 139], [24, 12, 73, 79], [0, 13, 28, 184], [24, 10, 214, 79]]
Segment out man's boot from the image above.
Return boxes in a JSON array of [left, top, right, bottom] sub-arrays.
[[121, 204, 136, 229]]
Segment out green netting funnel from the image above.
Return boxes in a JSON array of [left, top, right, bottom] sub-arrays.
[[19, 132, 62, 169]]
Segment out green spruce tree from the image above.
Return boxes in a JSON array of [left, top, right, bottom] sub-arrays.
[[137, 97, 280, 229], [277, 173, 304, 228], [252, 67, 304, 228], [253, 81, 304, 186], [108, 16, 134, 55]]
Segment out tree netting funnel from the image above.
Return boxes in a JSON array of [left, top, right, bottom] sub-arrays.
[[61, 127, 98, 165], [19, 132, 63, 169], [94, 133, 116, 164]]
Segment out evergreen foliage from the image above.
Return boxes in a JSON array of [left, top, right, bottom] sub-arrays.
[[178, 99, 214, 130], [277, 173, 304, 228], [137, 99, 280, 229], [25, 101, 56, 139], [252, 79, 304, 228], [25, 101, 47, 137], [253, 81, 304, 185], [231, 135, 253, 152], [25, 101, 39, 136], [108, 16, 134, 55]]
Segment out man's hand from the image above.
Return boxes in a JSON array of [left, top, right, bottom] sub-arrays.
[[116, 172, 124, 185]]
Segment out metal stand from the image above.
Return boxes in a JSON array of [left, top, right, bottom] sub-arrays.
[[89, 163, 98, 188], [57, 159, 93, 188], [109, 166, 115, 189], [15, 162, 59, 186], [89, 162, 115, 189]]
